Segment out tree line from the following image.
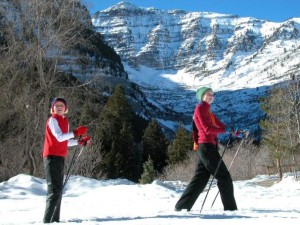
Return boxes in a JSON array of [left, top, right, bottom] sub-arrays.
[[71, 84, 193, 183]]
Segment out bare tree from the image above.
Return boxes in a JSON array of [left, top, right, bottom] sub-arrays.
[[260, 86, 298, 180], [0, 0, 94, 180], [285, 80, 300, 177]]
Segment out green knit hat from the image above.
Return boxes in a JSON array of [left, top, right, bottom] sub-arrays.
[[196, 87, 212, 101]]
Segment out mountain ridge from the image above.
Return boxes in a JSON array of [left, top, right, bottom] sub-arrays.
[[92, 2, 300, 138]]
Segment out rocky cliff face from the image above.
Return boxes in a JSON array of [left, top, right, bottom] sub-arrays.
[[92, 2, 300, 83], [91, 2, 300, 139], [91, 2, 300, 138]]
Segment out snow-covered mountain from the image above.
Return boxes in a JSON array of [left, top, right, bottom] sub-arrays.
[[92, 2, 300, 137]]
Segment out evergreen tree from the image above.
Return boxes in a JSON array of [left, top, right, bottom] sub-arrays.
[[139, 156, 155, 184], [119, 121, 138, 181], [95, 85, 138, 181], [100, 85, 133, 135], [142, 119, 169, 173], [167, 124, 193, 165]]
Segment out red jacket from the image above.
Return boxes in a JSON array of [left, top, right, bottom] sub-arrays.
[[43, 114, 77, 158], [193, 101, 225, 145]]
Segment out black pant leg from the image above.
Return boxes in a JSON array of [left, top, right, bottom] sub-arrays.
[[215, 162, 237, 210], [43, 156, 65, 223], [175, 153, 210, 211], [199, 144, 237, 211]]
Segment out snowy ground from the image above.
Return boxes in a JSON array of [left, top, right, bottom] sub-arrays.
[[0, 172, 300, 225]]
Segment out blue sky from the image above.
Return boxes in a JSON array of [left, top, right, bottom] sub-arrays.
[[85, 0, 300, 22]]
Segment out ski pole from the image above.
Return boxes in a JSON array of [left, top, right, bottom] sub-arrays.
[[210, 131, 249, 208], [50, 145, 85, 223], [200, 134, 232, 213], [62, 145, 85, 189]]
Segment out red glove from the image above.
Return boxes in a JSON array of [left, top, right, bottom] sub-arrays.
[[74, 126, 87, 137], [78, 136, 91, 146]]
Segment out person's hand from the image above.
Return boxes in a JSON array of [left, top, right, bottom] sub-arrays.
[[234, 129, 241, 136], [243, 129, 250, 136], [193, 142, 199, 151], [239, 129, 250, 138], [74, 126, 87, 137], [78, 136, 91, 146]]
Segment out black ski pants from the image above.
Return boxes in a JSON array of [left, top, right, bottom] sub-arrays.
[[175, 143, 237, 211], [43, 156, 65, 223]]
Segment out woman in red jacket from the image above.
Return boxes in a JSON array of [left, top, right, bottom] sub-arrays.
[[175, 87, 237, 212], [43, 97, 90, 223]]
